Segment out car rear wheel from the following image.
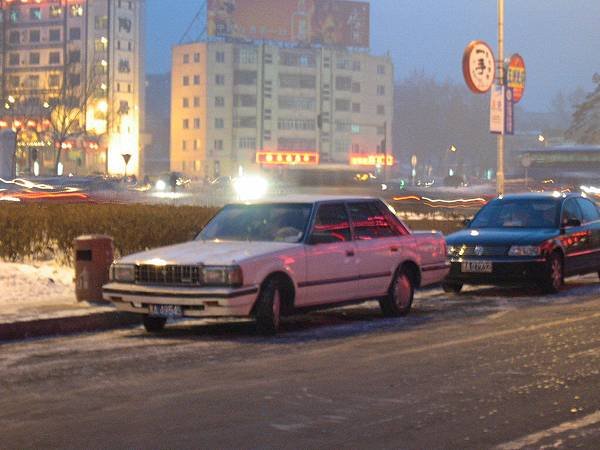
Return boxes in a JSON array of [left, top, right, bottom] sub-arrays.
[[255, 279, 282, 335], [540, 252, 563, 293], [143, 315, 167, 332], [380, 270, 414, 317], [442, 282, 463, 294]]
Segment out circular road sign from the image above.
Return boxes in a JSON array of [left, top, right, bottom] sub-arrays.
[[462, 40, 496, 94], [521, 155, 532, 168], [507, 53, 526, 103]]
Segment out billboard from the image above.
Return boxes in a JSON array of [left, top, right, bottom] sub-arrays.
[[207, 0, 370, 48]]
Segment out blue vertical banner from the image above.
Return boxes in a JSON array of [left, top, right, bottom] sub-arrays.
[[504, 87, 514, 135]]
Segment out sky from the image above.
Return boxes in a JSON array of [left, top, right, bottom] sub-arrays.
[[145, 0, 600, 112]]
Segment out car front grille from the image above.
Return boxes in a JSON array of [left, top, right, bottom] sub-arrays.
[[135, 265, 201, 286], [450, 245, 509, 257]]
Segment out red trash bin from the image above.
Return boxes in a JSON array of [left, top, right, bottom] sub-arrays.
[[74, 235, 114, 302]]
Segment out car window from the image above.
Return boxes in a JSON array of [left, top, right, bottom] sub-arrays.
[[576, 198, 600, 223], [312, 203, 352, 242], [470, 199, 559, 228], [348, 202, 396, 240], [561, 199, 583, 225]]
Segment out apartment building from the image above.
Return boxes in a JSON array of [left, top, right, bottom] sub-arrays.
[[171, 41, 394, 179], [0, 0, 144, 176]]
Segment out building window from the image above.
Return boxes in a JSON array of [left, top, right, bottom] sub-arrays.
[[216, 51, 225, 63], [69, 74, 81, 87], [182, 140, 187, 151], [335, 76, 352, 91], [193, 52, 200, 63], [352, 102, 361, 113], [30, 7, 42, 21], [27, 75, 40, 89], [215, 74, 225, 85], [183, 119, 189, 129], [95, 38, 108, 52], [234, 70, 257, 86], [49, 29, 61, 42], [71, 4, 84, 17], [48, 52, 60, 64], [352, 60, 361, 72], [215, 96, 224, 107], [95, 16, 108, 30], [9, 76, 20, 88], [49, 75, 61, 88], [215, 118, 224, 129], [234, 47, 257, 64], [377, 85, 386, 96], [9, 10, 20, 23], [335, 99, 350, 112], [69, 27, 81, 41], [182, 161, 187, 171], [50, 6, 63, 18], [118, 59, 131, 73], [9, 31, 20, 44], [118, 100, 129, 115], [279, 73, 316, 89], [377, 64, 386, 75], [235, 94, 258, 108], [351, 82, 361, 93], [239, 137, 256, 150], [118, 17, 132, 33], [183, 54, 189, 64], [215, 140, 224, 150], [233, 116, 257, 129], [193, 160, 201, 171], [193, 96, 200, 107], [377, 105, 385, 115], [183, 98, 189, 108], [8, 53, 20, 66], [183, 76, 189, 86], [193, 75, 200, 85], [29, 52, 40, 65], [193, 118, 201, 129], [193, 140, 200, 151], [68, 50, 81, 64], [29, 30, 41, 43]]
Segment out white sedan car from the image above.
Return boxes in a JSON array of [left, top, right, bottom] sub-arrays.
[[103, 196, 449, 334]]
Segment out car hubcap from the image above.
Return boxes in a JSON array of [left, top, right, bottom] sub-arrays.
[[395, 275, 412, 309], [272, 291, 281, 327]]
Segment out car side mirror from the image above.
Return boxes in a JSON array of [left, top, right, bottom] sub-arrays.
[[308, 232, 340, 245], [463, 219, 472, 227]]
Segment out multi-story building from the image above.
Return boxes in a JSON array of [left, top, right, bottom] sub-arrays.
[[0, 0, 144, 176], [171, 41, 394, 180]]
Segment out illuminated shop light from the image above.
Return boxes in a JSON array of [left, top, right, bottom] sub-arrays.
[[349, 154, 395, 166], [256, 151, 319, 165]]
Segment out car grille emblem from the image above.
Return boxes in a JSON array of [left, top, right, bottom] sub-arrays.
[[474, 245, 485, 256]]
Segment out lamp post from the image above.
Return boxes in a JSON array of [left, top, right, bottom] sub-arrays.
[[496, 0, 505, 195]]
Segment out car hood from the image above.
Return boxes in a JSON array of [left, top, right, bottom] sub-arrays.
[[118, 240, 302, 266], [446, 228, 559, 246]]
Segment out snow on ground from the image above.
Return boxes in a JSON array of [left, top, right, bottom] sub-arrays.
[[0, 261, 75, 305]]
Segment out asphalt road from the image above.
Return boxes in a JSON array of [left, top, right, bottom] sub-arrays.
[[1, 279, 600, 450]]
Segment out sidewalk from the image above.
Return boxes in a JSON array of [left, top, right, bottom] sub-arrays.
[[0, 261, 140, 342]]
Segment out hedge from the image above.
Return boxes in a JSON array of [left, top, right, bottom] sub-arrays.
[[0, 203, 463, 264]]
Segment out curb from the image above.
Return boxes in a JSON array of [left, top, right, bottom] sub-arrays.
[[0, 311, 141, 342]]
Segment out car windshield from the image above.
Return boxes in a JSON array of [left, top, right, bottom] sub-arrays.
[[197, 203, 313, 243], [470, 198, 560, 229]]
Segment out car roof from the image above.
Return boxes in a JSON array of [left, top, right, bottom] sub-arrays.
[[496, 192, 582, 201], [229, 194, 380, 205]]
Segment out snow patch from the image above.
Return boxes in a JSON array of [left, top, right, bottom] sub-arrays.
[[0, 261, 75, 304]]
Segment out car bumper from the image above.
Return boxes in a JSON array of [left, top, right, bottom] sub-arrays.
[[102, 282, 259, 318], [445, 257, 547, 285]]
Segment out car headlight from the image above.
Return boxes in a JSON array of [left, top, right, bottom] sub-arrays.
[[508, 245, 541, 257], [201, 265, 243, 287], [110, 264, 136, 282], [447, 245, 456, 256], [155, 180, 167, 191]]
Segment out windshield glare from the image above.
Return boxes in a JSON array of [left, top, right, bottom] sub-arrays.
[[470, 199, 560, 229], [198, 203, 312, 243]]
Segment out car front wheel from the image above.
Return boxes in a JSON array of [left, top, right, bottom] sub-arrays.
[[380, 270, 414, 317], [255, 279, 282, 335], [539, 252, 563, 293], [143, 315, 167, 332]]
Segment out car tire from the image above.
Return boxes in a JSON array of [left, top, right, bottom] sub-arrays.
[[143, 315, 167, 332], [380, 270, 414, 317], [255, 279, 282, 336], [539, 251, 563, 294], [442, 282, 463, 294]]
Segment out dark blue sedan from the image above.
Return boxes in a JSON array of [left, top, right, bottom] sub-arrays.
[[444, 192, 600, 293]]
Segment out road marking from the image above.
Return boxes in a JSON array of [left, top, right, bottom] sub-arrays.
[[494, 410, 600, 450]]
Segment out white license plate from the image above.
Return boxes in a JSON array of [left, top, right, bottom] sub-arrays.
[[461, 261, 493, 273], [149, 304, 183, 318]]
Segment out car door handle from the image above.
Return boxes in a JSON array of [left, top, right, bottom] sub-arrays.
[[390, 246, 399, 252], [346, 250, 355, 257]]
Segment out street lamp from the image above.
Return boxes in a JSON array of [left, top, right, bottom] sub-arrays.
[[538, 134, 547, 147]]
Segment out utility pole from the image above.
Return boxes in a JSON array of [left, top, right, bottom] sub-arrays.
[[496, 0, 505, 194]]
